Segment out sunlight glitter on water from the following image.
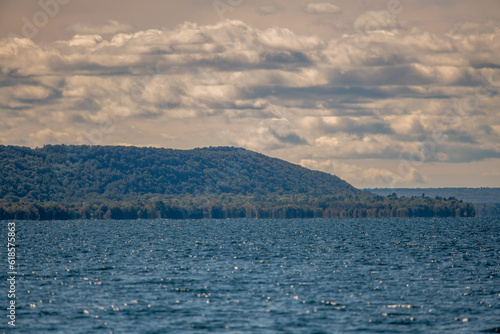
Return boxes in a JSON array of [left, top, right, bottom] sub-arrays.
[[1, 218, 499, 333]]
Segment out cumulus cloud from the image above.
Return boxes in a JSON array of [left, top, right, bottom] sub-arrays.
[[304, 2, 341, 14]]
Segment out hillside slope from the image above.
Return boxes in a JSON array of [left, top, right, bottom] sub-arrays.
[[0, 145, 359, 202]]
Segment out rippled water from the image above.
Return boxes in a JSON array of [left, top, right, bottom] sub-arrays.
[[1, 218, 499, 333]]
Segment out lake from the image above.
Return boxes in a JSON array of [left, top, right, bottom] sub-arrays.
[[1, 218, 499, 333]]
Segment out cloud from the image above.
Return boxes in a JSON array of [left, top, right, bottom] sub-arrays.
[[0, 18, 499, 187], [353, 10, 399, 32], [272, 131, 309, 146], [257, 4, 281, 16], [11, 85, 52, 101], [29, 129, 71, 146], [64, 20, 134, 35], [236, 116, 309, 150], [299, 159, 429, 188], [67, 34, 104, 48], [304, 2, 341, 14], [317, 116, 394, 135]]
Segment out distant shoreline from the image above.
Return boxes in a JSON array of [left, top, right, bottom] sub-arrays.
[[365, 188, 500, 217]]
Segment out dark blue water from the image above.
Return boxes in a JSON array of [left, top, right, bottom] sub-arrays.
[[1, 218, 499, 333]]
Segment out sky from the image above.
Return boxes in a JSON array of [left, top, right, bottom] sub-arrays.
[[0, 0, 499, 189]]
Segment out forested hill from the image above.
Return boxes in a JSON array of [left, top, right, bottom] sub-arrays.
[[0, 145, 359, 202], [0, 145, 474, 220]]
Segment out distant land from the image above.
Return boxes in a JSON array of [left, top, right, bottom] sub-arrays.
[[0, 145, 474, 220], [366, 188, 500, 217]]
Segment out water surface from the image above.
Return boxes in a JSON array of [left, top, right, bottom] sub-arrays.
[[2, 218, 499, 333]]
